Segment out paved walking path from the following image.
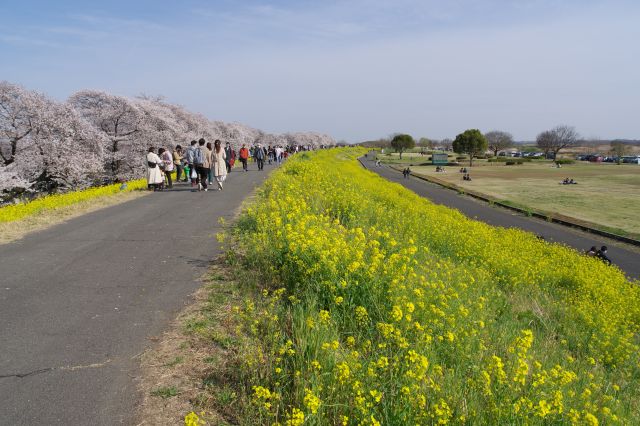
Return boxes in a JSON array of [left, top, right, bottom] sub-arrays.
[[0, 164, 274, 425], [361, 155, 640, 281]]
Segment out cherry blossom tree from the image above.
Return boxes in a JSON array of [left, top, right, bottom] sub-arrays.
[[1, 82, 104, 199], [68, 90, 145, 180], [285, 132, 336, 149], [2, 80, 337, 202], [0, 81, 46, 167]]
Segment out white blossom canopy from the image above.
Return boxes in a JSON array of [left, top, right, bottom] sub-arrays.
[[1, 81, 335, 201]]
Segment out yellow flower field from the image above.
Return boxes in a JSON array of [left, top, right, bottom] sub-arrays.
[[0, 179, 148, 223], [228, 148, 639, 425]]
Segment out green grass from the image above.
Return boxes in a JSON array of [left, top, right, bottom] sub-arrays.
[[408, 161, 640, 239], [163, 356, 184, 367], [150, 386, 179, 399]]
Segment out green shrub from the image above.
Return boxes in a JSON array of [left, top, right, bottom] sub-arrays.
[[489, 157, 531, 163]]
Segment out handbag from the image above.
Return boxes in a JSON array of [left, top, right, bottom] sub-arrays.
[[190, 168, 197, 179], [147, 161, 157, 168]]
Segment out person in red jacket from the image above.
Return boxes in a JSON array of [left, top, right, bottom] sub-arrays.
[[239, 144, 249, 172]]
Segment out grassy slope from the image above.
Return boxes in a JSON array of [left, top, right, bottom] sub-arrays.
[[381, 154, 640, 238], [225, 149, 640, 424]]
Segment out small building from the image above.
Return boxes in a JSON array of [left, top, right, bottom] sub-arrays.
[[432, 153, 448, 165]]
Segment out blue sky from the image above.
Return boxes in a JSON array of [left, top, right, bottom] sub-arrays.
[[1, 0, 639, 141]]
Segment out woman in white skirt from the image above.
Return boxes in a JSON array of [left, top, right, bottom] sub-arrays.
[[212, 139, 227, 190], [146, 147, 165, 191]]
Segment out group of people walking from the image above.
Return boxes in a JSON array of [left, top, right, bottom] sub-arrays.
[[146, 138, 229, 192], [145, 140, 298, 191]]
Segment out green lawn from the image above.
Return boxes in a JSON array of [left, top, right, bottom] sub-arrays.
[[404, 160, 640, 239], [376, 151, 453, 165]]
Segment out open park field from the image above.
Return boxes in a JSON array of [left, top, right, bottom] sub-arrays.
[[379, 152, 640, 239]]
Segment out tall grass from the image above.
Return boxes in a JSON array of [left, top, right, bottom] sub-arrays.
[[223, 148, 639, 425]]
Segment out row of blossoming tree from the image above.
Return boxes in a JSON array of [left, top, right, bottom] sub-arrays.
[[0, 81, 335, 202]]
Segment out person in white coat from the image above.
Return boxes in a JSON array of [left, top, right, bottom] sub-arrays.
[[146, 147, 165, 191], [212, 139, 227, 190]]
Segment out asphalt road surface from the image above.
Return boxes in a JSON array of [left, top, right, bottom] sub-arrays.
[[0, 164, 274, 425], [361, 154, 640, 281]]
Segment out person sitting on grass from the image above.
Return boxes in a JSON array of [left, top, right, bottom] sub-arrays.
[[596, 246, 612, 265], [586, 246, 598, 257]]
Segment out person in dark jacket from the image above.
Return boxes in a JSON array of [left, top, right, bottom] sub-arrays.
[[255, 143, 266, 170], [224, 142, 234, 173], [596, 246, 612, 265], [186, 140, 199, 187]]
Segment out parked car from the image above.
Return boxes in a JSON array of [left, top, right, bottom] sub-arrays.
[[622, 156, 640, 164]]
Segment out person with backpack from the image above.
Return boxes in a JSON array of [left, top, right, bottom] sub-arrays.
[[254, 143, 265, 170], [239, 144, 249, 172], [195, 138, 212, 191], [224, 142, 234, 173]]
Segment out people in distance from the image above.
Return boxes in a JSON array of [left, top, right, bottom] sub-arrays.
[[158, 147, 174, 189], [239, 144, 249, 172], [596, 246, 612, 265], [212, 139, 227, 190]]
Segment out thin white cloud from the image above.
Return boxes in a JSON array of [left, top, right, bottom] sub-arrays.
[[0, 33, 65, 48]]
